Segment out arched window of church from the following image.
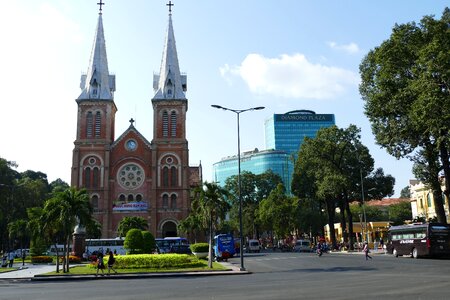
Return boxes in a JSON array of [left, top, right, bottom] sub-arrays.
[[91, 195, 99, 211], [162, 167, 169, 187], [95, 112, 101, 138], [162, 111, 169, 137], [427, 193, 432, 207], [162, 194, 169, 208], [128, 194, 134, 202], [170, 194, 177, 209], [170, 166, 177, 187], [85, 167, 91, 188], [136, 194, 143, 202], [119, 194, 126, 202], [92, 167, 99, 188], [170, 111, 177, 137], [86, 112, 93, 138]]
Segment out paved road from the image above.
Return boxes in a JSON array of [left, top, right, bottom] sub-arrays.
[[1, 251, 449, 300]]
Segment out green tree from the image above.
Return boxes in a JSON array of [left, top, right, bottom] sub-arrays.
[[400, 186, 411, 198], [86, 219, 102, 239], [42, 187, 92, 273], [225, 170, 283, 238], [259, 184, 297, 238], [7, 219, 28, 253], [388, 202, 413, 225], [124, 228, 144, 254], [359, 8, 450, 223], [26, 207, 48, 256], [292, 125, 374, 249], [117, 216, 148, 237], [195, 181, 230, 268], [141, 231, 156, 254], [49, 179, 70, 195]]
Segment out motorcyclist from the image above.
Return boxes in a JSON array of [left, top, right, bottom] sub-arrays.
[[317, 241, 323, 256]]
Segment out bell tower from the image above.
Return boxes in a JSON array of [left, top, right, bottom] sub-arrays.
[[151, 3, 190, 237], [71, 3, 116, 221]]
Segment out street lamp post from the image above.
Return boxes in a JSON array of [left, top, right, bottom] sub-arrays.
[[211, 104, 265, 271]]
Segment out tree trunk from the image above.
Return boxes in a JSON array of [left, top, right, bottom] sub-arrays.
[[66, 235, 71, 273], [344, 193, 355, 250], [54, 242, 60, 273], [326, 199, 337, 249], [208, 215, 213, 268], [439, 140, 450, 211], [424, 142, 447, 223], [339, 196, 347, 244]]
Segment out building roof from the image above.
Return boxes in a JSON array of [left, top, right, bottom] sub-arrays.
[[365, 198, 411, 207], [78, 12, 115, 101], [152, 13, 187, 100]]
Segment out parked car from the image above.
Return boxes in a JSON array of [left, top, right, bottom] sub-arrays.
[[293, 240, 311, 252], [169, 245, 192, 254], [246, 240, 261, 253]]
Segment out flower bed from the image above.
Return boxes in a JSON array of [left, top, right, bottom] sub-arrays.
[[31, 256, 53, 264]]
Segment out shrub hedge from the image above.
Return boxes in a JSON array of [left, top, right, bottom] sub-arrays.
[[87, 254, 203, 269], [190, 243, 209, 253]]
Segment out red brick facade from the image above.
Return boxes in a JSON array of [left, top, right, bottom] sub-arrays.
[[70, 12, 201, 238]]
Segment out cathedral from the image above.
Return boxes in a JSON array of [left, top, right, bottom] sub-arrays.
[[71, 3, 201, 238]]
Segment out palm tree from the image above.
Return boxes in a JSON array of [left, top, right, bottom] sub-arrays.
[[42, 187, 92, 273], [7, 219, 28, 257], [196, 181, 230, 268], [117, 216, 148, 237]]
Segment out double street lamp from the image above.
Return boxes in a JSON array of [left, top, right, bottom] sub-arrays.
[[211, 104, 265, 271]]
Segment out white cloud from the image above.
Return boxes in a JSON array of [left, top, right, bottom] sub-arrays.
[[327, 41, 361, 54], [220, 53, 359, 100]]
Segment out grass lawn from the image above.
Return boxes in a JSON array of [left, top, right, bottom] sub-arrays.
[[42, 261, 228, 276], [0, 268, 16, 273]]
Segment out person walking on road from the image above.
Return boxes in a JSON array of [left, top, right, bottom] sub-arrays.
[[8, 251, 15, 267], [107, 251, 117, 275], [363, 241, 372, 260], [96, 252, 105, 276]]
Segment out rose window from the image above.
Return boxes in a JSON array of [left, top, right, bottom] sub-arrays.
[[117, 163, 144, 190]]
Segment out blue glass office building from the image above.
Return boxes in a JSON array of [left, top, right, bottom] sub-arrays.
[[213, 149, 293, 193], [213, 110, 335, 194], [265, 110, 336, 155]]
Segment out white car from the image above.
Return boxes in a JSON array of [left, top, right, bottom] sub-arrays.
[[246, 240, 261, 253], [294, 240, 311, 252]]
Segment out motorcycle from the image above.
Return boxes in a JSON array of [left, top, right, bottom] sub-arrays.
[[316, 247, 323, 256]]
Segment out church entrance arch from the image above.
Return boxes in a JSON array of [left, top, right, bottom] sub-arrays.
[[161, 220, 178, 237]]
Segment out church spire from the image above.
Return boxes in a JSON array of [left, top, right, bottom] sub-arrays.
[[78, 4, 115, 101], [153, 3, 187, 100]]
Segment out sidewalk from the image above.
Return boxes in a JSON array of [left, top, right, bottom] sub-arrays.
[[0, 260, 249, 281], [0, 263, 55, 279]]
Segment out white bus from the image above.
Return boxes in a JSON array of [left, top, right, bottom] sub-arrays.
[[47, 238, 126, 256], [85, 238, 126, 255]]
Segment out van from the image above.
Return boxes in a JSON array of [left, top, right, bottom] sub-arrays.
[[294, 240, 311, 252], [247, 239, 261, 253]]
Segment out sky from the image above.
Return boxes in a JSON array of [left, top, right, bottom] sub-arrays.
[[0, 0, 448, 197]]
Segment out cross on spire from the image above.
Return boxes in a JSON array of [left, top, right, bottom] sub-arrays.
[[166, 1, 174, 15], [129, 118, 135, 126], [97, 0, 105, 14]]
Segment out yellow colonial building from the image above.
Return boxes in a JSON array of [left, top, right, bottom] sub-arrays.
[[410, 179, 450, 223]]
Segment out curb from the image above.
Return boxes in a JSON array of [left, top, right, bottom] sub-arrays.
[[31, 269, 250, 281]]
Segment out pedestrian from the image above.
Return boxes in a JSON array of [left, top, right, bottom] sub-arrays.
[[107, 251, 117, 275], [96, 251, 105, 276], [8, 251, 15, 267], [21, 250, 26, 266], [1, 253, 7, 268], [363, 241, 372, 260]]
